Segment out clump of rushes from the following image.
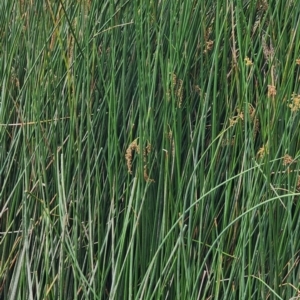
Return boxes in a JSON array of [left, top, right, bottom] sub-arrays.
[[1, 0, 300, 299]]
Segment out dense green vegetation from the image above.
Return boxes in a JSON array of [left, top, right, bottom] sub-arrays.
[[1, 0, 300, 299]]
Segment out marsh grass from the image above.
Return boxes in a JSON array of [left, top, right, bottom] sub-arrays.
[[1, 0, 300, 299]]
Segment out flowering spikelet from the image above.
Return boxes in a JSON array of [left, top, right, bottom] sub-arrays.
[[125, 139, 140, 174], [125, 139, 154, 182], [267, 85, 276, 98], [257, 144, 268, 159], [244, 57, 253, 66], [289, 93, 300, 112], [282, 154, 295, 166], [170, 73, 184, 107], [143, 143, 154, 182]]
